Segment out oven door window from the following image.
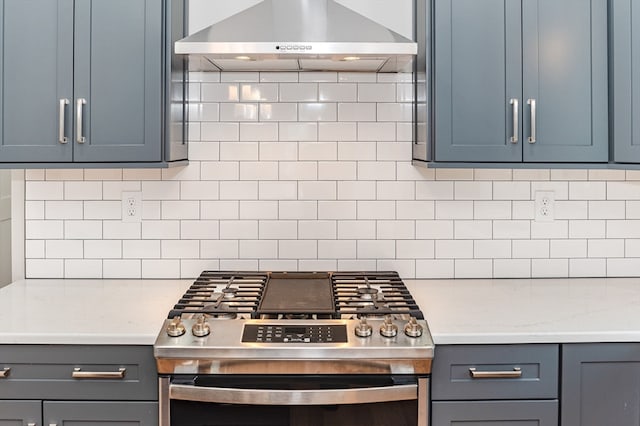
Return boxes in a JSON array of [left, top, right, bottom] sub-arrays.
[[170, 375, 420, 426]]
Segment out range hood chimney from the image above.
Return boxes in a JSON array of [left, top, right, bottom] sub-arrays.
[[176, 0, 417, 72]]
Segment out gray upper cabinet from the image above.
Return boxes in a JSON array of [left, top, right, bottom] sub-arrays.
[[0, 0, 187, 166], [434, 0, 608, 163], [612, 0, 640, 163]]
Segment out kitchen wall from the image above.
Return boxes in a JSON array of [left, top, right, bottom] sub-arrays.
[[17, 1, 640, 280], [21, 69, 640, 280], [0, 170, 10, 286]]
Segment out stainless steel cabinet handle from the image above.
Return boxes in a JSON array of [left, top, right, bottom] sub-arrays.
[[58, 99, 69, 144], [27, 423, 36, 426], [0, 367, 9, 378], [469, 367, 522, 379], [76, 98, 87, 144], [170, 383, 417, 405], [72, 367, 126, 379], [510, 98, 518, 143], [527, 99, 536, 143]]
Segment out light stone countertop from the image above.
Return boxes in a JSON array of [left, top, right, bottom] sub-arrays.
[[0, 279, 191, 345], [1, 277, 640, 346], [405, 277, 640, 344]]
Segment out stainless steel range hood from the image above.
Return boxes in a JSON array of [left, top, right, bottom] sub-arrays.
[[176, 0, 417, 72]]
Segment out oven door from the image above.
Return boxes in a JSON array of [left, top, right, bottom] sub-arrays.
[[160, 375, 429, 426]]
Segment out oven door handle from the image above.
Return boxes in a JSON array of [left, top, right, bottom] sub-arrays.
[[169, 383, 417, 405]]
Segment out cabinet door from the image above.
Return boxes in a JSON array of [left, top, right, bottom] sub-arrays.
[[522, 0, 608, 162], [432, 400, 558, 426], [0, 0, 73, 163], [73, 0, 162, 162], [434, 0, 522, 162], [43, 401, 158, 426], [612, 0, 640, 162], [562, 343, 640, 426], [0, 400, 41, 426]]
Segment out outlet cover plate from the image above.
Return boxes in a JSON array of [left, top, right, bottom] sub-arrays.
[[122, 191, 142, 223], [534, 191, 555, 222]]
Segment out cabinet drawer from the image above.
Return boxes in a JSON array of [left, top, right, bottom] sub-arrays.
[[0, 345, 157, 400], [432, 344, 559, 400], [432, 400, 558, 425]]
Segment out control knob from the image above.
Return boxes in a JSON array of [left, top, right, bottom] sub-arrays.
[[166, 316, 186, 337], [354, 317, 373, 338], [192, 314, 211, 337], [379, 315, 398, 338], [404, 317, 423, 338]]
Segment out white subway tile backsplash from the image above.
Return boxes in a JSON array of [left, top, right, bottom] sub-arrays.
[[357, 83, 395, 102], [46, 240, 83, 259], [200, 240, 239, 258], [103, 222, 141, 240], [239, 201, 278, 220], [455, 182, 492, 200], [338, 103, 376, 122], [436, 240, 473, 259], [26, 182, 63, 200], [279, 162, 318, 181], [494, 259, 531, 278], [123, 240, 161, 259], [455, 259, 492, 278], [25, 74, 640, 280], [454, 220, 492, 239], [26, 259, 63, 278], [299, 103, 337, 121], [161, 240, 200, 259], [357, 122, 395, 141], [318, 240, 356, 259], [569, 258, 606, 277], [279, 83, 317, 102], [220, 181, 258, 200], [258, 220, 297, 239], [279, 201, 318, 220], [65, 259, 102, 279], [46, 169, 84, 181], [84, 240, 121, 259], [357, 201, 395, 220], [319, 122, 357, 141], [239, 240, 278, 258], [298, 220, 336, 239], [279, 123, 318, 141], [142, 259, 180, 278], [240, 123, 279, 141], [45, 201, 83, 220], [259, 103, 298, 121], [279, 240, 317, 258], [319, 83, 357, 102], [219, 104, 258, 121], [142, 220, 180, 239], [240, 83, 278, 102]]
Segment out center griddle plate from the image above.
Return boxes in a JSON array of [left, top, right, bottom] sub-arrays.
[[257, 272, 335, 314]]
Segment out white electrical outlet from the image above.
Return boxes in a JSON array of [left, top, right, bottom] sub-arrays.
[[122, 191, 142, 223], [534, 191, 555, 222]]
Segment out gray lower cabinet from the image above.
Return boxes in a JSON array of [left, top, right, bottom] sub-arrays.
[[434, 0, 608, 163], [561, 343, 640, 426], [0, 345, 158, 425], [0, 0, 187, 166], [612, 0, 640, 163], [0, 400, 41, 426], [431, 344, 559, 426]]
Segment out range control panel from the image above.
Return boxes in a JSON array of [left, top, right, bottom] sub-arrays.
[[242, 324, 348, 343]]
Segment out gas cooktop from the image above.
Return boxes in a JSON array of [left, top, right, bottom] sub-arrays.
[[166, 270, 423, 320]]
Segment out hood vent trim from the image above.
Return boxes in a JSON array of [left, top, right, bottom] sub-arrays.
[[176, 0, 417, 72]]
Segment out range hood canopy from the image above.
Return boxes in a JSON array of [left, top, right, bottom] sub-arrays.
[[176, 0, 417, 72]]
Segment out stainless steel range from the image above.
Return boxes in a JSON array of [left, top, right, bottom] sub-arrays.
[[154, 271, 434, 426]]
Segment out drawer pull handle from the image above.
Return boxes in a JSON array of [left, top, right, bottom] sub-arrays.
[[469, 367, 522, 379], [72, 367, 126, 379], [0, 367, 9, 378], [27, 423, 36, 426]]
